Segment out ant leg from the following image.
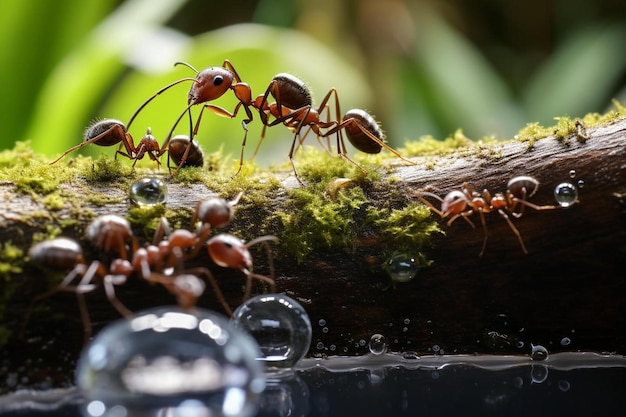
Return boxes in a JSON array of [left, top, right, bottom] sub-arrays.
[[103, 274, 133, 317], [49, 124, 129, 165], [498, 209, 528, 254], [187, 267, 233, 316], [126, 77, 197, 131], [477, 210, 489, 257]]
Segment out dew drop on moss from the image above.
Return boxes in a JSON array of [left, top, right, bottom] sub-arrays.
[[129, 177, 167, 206]]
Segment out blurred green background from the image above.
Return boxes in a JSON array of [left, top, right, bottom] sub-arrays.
[[1, 0, 625, 166]]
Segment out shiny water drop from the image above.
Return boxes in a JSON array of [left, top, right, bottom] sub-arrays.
[[530, 344, 549, 361], [560, 337, 572, 346], [385, 254, 418, 283], [554, 182, 578, 207], [129, 177, 167, 206], [232, 294, 312, 370], [577, 179, 585, 188], [76, 306, 265, 417], [368, 334, 387, 355], [569, 169, 576, 178]]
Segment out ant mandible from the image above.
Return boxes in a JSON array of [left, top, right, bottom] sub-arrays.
[[415, 176, 570, 256]]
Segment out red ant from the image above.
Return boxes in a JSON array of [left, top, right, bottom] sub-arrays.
[[415, 176, 568, 256], [24, 237, 141, 341], [247, 75, 416, 183], [49, 121, 164, 168]]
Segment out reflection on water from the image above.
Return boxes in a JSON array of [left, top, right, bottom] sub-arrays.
[[1, 353, 624, 416]]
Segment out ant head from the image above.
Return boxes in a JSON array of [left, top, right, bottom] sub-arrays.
[[441, 190, 469, 216], [188, 67, 235, 105], [207, 234, 252, 272], [196, 192, 242, 229]]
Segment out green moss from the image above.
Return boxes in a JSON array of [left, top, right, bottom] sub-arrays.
[[42, 193, 66, 211], [367, 203, 442, 267], [0, 242, 24, 346], [278, 184, 369, 263], [84, 155, 135, 185], [126, 204, 168, 239]]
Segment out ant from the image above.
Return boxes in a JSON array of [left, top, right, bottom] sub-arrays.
[[248, 75, 416, 183], [154, 60, 255, 174], [414, 176, 570, 256], [49, 121, 163, 168], [24, 237, 141, 342], [207, 233, 278, 301]]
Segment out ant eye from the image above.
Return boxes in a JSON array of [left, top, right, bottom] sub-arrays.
[[213, 75, 224, 86]]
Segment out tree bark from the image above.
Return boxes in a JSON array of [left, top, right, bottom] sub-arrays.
[[1, 116, 625, 391]]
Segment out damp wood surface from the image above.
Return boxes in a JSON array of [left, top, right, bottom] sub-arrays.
[[1, 116, 625, 391]]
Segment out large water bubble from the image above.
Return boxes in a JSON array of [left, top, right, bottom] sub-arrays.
[[77, 306, 265, 417], [232, 294, 312, 371]]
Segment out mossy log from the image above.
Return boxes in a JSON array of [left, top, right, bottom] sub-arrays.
[[1, 115, 625, 391]]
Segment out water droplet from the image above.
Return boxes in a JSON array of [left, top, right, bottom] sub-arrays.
[[129, 177, 167, 206], [403, 318, 411, 325], [560, 337, 572, 346], [316, 342, 324, 350], [401, 351, 420, 360], [76, 307, 265, 416], [386, 254, 418, 283], [432, 344, 441, 353], [318, 319, 326, 327], [569, 169, 576, 178], [577, 179, 585, 188], [322, 327, 329, 334], [359, 339, 367, 347], [554, 183, 578, 207], [531, 344, 549, 361], [232, 294, 312, 370], [368, 334, 387, 355]]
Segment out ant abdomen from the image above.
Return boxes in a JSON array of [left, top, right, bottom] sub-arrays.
[[271, 73, 313, 110], [29, 238, 85, 270], [168, 135, 204, 168], [83, 119, 127, 147], [343, 109, 385, 154]]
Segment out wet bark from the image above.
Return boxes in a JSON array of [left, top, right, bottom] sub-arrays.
[[1, 117, 625, 391]]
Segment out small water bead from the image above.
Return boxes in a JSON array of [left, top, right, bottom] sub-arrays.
[[129, 177, 167, 206], [554, 182, 578, 207], [577, 179, 585, 189], [560, 337, 572, 346], [76, 306, 265, 417], [530, 344, 549, 361], [385, 253, 418, 283], [232, 294, 312, 370], [569, 169, 576, 179], [368, 334, 387, 355], [318, 319, 326, 327]]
